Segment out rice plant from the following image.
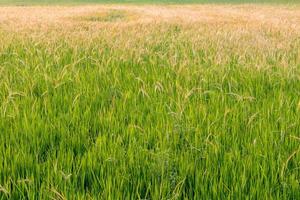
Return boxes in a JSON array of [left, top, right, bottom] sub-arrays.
[[0, 4, 300, 199]]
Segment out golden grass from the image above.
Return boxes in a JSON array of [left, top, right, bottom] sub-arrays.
[[1, 5, 300, 31], [0, 5, 299, 68]]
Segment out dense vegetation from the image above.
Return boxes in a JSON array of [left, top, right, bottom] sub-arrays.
[[0, 4, 300, 200], [0, 0, 299, 5]]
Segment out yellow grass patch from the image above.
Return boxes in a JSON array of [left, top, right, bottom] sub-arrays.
[[0, 5, 299, 68], [0, 5, 300, 31]]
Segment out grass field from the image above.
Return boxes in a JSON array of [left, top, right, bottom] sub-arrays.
[[1, 3, 300, 200], [0, 0, 299, 5]]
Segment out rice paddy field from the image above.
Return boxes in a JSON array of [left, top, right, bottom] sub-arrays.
[[1, 1, 300, 199], [0, 0, 299, 5]]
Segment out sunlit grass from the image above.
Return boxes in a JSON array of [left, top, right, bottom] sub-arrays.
[[0, 0, 299, 5]]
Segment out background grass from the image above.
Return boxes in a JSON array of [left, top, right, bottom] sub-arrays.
[[0, 0, 299, 5]]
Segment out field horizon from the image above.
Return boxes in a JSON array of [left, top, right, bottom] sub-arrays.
[[0, 0, 299, 5], [1, 3, 300, 199]]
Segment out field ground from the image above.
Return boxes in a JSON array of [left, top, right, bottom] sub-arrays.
[[1, 4, 300, 199]]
